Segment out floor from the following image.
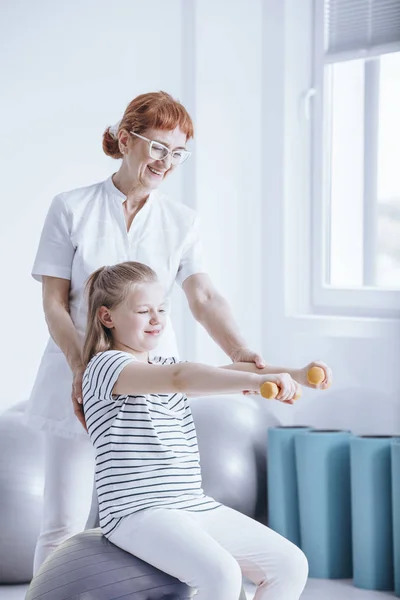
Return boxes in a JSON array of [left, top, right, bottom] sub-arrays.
[[245, 579, 397, 598], [0, 580, 396, 599]]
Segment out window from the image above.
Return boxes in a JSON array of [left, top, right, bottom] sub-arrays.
[[312, 0, 400, 314], [327, 52, 400, 289]]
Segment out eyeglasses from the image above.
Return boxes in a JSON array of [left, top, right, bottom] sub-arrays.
[[130, 131, 191, 166]]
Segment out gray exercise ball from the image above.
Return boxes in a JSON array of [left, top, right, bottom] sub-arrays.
[[26, 528, 194, 600], [190, 394, 280, 524], [0, 402, 45, 583], [26, 528, 248, 600]]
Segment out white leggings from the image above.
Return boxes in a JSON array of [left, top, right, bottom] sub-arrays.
[[33, 433, 95, 575], [108, 505, 308, 600]]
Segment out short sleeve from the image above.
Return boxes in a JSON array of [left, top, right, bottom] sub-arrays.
[[32, 194, 75, 282], [150, 356, 182, 365], [175, 215, 207, 286], [83, 350, 135, 402]]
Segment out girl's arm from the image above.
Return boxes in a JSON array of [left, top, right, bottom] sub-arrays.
[[113, 361, 297, 402], [184, 363, 303, 398]]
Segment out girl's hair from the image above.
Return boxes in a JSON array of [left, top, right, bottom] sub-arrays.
[[82, 261, 158, 365], [103, 91, 194, 159]]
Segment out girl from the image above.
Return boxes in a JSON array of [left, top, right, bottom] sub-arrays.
[[82, 261, 331, 600]]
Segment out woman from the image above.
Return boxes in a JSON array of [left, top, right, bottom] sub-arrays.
[[26, 91, 267, 574]]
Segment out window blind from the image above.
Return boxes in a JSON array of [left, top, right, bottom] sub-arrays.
[[325, 0, 400, 62]]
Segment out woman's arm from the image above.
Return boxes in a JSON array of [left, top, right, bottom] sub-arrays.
[[221, 362, 300, 380], [182, 273, 263, 364], [42, 276, 87, 429], [42, 276, 83, 371], [113, 361, 297, 402]]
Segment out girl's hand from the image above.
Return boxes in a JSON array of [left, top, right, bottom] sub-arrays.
[[296, 360, 332, 390], [259, 373, 301, 404], [72, 366, 88, 432]]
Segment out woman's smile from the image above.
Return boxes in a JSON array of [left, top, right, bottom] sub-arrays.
[[147, 165, 165, 177]]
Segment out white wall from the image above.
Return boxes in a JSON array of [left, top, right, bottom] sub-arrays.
[[0, 0, 188, 411], [190, 0, 263, 365], [1, 0, 399, 437]]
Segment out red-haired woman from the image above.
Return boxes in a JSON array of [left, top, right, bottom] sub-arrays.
[[26, 91, 267, 573]]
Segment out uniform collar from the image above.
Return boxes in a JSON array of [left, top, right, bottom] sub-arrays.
[[104, 175, 127, 203], [104, 174, 156, 208]]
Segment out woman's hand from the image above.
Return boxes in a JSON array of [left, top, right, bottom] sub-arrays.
[[230, 347, 266, 369], [259, 373, 301, 404], [230, 348, 266, 395], [72, 366, 88, 432], [295, 360, 332, 390]]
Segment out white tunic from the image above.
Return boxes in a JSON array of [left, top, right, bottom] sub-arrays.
[[83, 350, 220, 538], [25, 176, 205, 440]]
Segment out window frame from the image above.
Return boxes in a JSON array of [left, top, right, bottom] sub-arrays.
[[311, 0, 400, 317]]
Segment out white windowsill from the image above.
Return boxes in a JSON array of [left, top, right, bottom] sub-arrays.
[[286, 313, 400, 339]]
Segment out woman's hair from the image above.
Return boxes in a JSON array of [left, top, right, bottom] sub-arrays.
[[82, 261, 158, 366], [103, 91, 194, 159]]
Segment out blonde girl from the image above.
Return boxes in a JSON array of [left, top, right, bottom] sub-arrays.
[[82, 261, 332, 600]]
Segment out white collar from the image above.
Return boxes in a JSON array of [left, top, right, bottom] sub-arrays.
[[104, 174, 155, 208], [104, 175, 127, 203]]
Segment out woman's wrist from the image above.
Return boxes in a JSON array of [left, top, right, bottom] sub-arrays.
[[288, 368, 301, 383], [228, 344, 249, 362], [69, 359, 85, 373]]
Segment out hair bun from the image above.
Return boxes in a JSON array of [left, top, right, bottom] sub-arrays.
[[102, 128, 123, 159]]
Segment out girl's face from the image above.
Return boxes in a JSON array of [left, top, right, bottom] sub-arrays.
[[99, 282, 167, 356]]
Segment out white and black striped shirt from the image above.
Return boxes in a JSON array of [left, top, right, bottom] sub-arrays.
[[83, 350, 220, 537]]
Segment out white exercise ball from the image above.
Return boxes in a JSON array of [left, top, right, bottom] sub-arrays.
[[0, 402, 45, 583]]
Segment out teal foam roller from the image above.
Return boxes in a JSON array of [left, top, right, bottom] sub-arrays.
[[267, 426, 312, 547], [391, 438, 400, 597], [295, 430, 352, 578], [351, 435, 394, 591]]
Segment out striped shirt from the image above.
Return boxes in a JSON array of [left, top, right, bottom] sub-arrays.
[[83, 350, 220, 537]]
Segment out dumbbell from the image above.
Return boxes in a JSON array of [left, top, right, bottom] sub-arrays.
[[260, 366, 325, 400]]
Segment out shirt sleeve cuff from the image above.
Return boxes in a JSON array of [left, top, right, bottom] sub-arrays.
[[176, 264, 207, 287], [32, 264, 72, 282]]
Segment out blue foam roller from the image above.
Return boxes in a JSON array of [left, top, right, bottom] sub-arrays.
[[267, 426, 312, 546], [392, 439, 400, 597], [295, 430, 352, 578], [351, 435, 394, 591]]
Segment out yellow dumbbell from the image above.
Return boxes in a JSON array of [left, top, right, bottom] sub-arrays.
[[307, 366, 325, 386], [260, 382, 302, 401], [260, 367, 326, 400]]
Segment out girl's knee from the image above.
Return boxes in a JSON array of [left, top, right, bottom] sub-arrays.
[[290, 545, 309, 582], [203, 552, 242, 599], [277, 543, 309, 590]]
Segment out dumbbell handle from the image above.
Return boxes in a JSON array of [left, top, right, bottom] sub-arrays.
[[260, 366, 325, 400]]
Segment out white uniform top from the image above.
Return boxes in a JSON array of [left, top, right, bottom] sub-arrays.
[[83, 350, 220, 538], [25, 175, 205, 440]]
